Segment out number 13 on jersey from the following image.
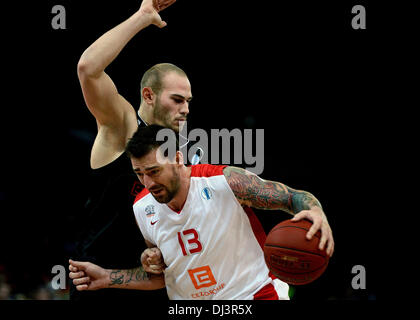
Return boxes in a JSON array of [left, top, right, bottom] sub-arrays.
[[177, 228, 203, 256]]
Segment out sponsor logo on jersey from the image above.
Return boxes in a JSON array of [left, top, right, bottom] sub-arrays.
[[145, 204, 155, 217], [191, 283, 226, 299], [201, 187, 212, 200], [188, 265, 217, 289], [188, 265, 226, 298]]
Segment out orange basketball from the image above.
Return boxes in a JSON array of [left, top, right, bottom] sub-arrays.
[[264, 219, 329, 285]]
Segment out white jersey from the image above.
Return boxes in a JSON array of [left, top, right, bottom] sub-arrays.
[[133, 164, 289, 300]]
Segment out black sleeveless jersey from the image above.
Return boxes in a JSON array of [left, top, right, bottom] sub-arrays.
[[70, 118, 168, 300]]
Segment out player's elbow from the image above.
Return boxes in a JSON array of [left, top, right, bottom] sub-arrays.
[[77, 56, 99, 80], [77, 59, 92, 79]]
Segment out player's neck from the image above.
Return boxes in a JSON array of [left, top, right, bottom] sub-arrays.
[[166, 166, 191, 212], [138, 105, 152, 125]]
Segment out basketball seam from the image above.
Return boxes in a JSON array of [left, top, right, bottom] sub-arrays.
[[270, 225, 321, 239], [267, 251, 329, 275], [264, 244, 327, 258], [269, 262, 328, 276]]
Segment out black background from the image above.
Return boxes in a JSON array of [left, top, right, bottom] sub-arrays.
[[1, 0, 410, 303]]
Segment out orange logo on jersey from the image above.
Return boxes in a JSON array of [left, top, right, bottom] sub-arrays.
[[188, 266, 217, 290]]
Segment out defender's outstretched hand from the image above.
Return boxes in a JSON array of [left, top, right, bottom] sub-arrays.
[[153, 0, 177, 12], [139, 0, 176, 28]]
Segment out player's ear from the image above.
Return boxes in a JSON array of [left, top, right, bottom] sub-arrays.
[[142, 87, 155, 105]]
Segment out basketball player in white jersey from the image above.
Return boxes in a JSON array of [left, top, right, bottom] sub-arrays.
[[69, 125, 334, 300]]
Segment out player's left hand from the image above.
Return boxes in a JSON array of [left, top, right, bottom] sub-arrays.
[[141, 247, 166, 274], [152, 0, 176, 12], [291, 207, 334, 257]]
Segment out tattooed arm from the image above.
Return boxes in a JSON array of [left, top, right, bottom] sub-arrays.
[[223, 166, 322, 214], [107, 266, 164, 290], [223, 166, 334, 256], [69, 259, 165, 291]]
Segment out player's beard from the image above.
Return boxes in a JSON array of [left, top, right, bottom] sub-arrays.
[[153, 97, 184, 133], [151, 166, 181, 204]]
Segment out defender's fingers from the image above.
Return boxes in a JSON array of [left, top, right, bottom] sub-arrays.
[[73, 277, 90, 286], [76, 284, 89, 291], [148, 263, 165, 270], [69, 271, 85, 279], [149, 260, 163, 267], [147, 252, 158, 259], [153, 0, 177, 12], [150, 247, 162, 255], [143, 248, 159, 259], [68, 264, 78, 272], [69, 259, 88, 271], [147, 256, 162, 264]]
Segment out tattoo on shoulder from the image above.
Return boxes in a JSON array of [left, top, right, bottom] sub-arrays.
[[223, 166, 321, 213]]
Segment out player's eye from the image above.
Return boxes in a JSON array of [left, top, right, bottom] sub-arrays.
[[149, 169, 159, 176]]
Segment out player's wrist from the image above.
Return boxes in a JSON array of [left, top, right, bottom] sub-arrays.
[[314, 206, 327, 220], [131, 9, 153, 28], [103, 269, 113, 288], [136, 6, 158, 25]]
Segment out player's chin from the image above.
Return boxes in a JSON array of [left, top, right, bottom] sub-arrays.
[[171, 123, 180, 133], [175, 120, 187, 131], [153, 192, 171, 204]]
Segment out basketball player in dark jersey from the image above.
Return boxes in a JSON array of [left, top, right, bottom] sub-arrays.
[[72, 0, 308, 300], [71, 0, 184, 300]]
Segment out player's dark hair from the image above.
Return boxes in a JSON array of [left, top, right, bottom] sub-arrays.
[[140, 63, 187, 102], [125, 125, 179, 159]]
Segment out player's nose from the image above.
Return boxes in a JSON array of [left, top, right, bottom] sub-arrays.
[[143, 175, 155, 190], [179, 101, 189, 116]]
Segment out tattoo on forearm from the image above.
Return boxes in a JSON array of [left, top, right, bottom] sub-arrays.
[[223, 166, 322, 214], [109, 271, 124, 285], [290, 192, 322, 213], [109, 267, 149, 287]]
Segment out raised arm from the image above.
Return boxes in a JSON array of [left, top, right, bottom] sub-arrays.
[[223, 166, 334, 256], [77, 1, 176, 167], [78, 1, 170, 124]]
